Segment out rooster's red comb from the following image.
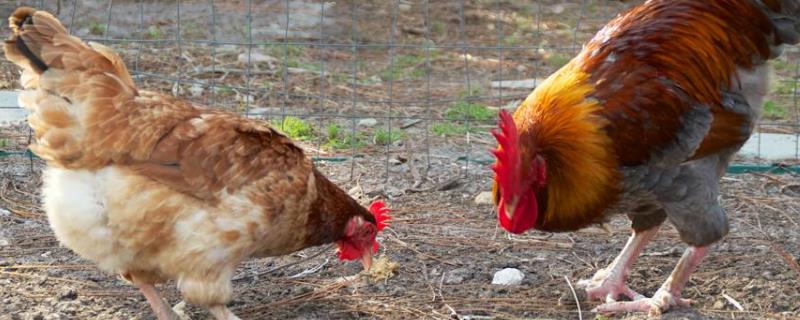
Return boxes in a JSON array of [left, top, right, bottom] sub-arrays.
[[368, 201, 391, 231], [491, 110, 520, 197]]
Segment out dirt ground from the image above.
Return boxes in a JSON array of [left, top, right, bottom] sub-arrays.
[[2, 0, 800, 319], [2, 143, 800, 320]]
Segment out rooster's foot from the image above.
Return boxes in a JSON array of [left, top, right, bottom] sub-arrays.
[[578, 273, 645, 303], [592, 288, 692, 316]]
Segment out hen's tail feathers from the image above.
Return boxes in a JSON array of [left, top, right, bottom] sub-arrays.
[[3, 7, 136, 90], [4, 7, 138, 167]]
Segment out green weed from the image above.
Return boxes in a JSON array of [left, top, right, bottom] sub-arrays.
[[373, 128, 402, 146], [763, 100, 788, 119], [380, 54, 428, 81], [546, 53, 571, 68], [270, 116, 315, 141], [444, 101, 494, 121], [431, 122, 468, 136], [324, 123, 365, 149], [88, 21, 106, 36], [146, 25, 164, 39]]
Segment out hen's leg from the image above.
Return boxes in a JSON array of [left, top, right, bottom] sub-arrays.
[[594, 246, 708, 316], [208, 305, 242, 320], [578, 226, 659, 302], [134, 281, 181, 320], [178, 270, 241, 320]]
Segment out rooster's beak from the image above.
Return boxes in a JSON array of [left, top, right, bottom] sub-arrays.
[[361, 249, 373, 271], [503, 197, 518, 220]]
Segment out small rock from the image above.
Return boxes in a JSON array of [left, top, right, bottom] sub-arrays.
[[357, 118, 379, 127], [474, 191, 493, 205], [287, 67, 319, 74], [490, 78, 547, 90], [0, 208, 10, 217], [247, 107, 281, 116], [492, 268, 524, 285], [0, 238, 8, 247], [236, 93, 255, 104], [188, 84, 204, 97], [444, 268, 474, 285], [59, 289, 78, 301], [713, 300, 725, 309], [237, 51, 278, 67], [43, 314, 60, 320]]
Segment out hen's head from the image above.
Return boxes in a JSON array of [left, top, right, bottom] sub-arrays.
[[335, 201, 390, 270], [491, 110, 547, 234]]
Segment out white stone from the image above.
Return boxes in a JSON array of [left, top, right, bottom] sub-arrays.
[[357, 118, 379, 127], [474, 191, 493, 205], [492, 268, 524, 285], [238, 52, 278, 66], [188, 84, 204, 97], [490, 78, 546, 90]]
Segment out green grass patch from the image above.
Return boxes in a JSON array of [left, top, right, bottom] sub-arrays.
[[456, 86, 483, 100], [0, 138, 9, 149], [503, 33, 521, 46], [444, 100, 494, 121], [373, 128, 402, 146], [380, 54, 427, 81], [431, 123, 468, 137], [772, 80, 797, 95], [545, 53, 571, 68], [266, 44, 306, 69], [146, 25, 164, 39], [270, 116, 315, 141], [214, 85, 236, 97], [770, 58, 795, 74], [324, 123, 366, 149], [431, 21, 446, 36], [763, 100, 789, 119], [88, 21, 106, 36], [431, 99, 495, 137]]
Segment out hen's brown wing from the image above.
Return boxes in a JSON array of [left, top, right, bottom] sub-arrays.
[[127, 93, 309, 202]]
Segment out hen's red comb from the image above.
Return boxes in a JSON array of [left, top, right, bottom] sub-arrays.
[[490, 110, 520, 197], [368, 201, 391, 231]]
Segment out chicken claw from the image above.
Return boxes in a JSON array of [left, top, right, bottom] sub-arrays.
[[578, 274, 645, 303], [593, 288, 692, 317], [579, 227, 658, 302]]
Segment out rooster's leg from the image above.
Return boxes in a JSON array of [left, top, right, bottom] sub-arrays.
[[134, 281, 181, 320], [593, 245, 708, 316], [208, 305, 242, 320], [578, 226, 659, 302]]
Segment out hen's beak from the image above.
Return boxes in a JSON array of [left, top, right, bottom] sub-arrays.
[[361, 249, 373, 271]]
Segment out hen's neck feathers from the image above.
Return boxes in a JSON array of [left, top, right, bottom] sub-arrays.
[[302, 168, 371, 247]]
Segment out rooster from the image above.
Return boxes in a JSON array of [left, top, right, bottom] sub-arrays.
[[4, 7, 391, 320], [491, 0, 800, 315]]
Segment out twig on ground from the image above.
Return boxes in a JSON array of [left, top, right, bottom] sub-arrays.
[[563, 275, 583, 320], [722, 292, 745, 311]]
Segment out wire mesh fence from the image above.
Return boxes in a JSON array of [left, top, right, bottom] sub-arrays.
[[1, 0, 799, 182]]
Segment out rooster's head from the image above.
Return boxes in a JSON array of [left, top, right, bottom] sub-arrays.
[[491, 110, 547, 234]]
